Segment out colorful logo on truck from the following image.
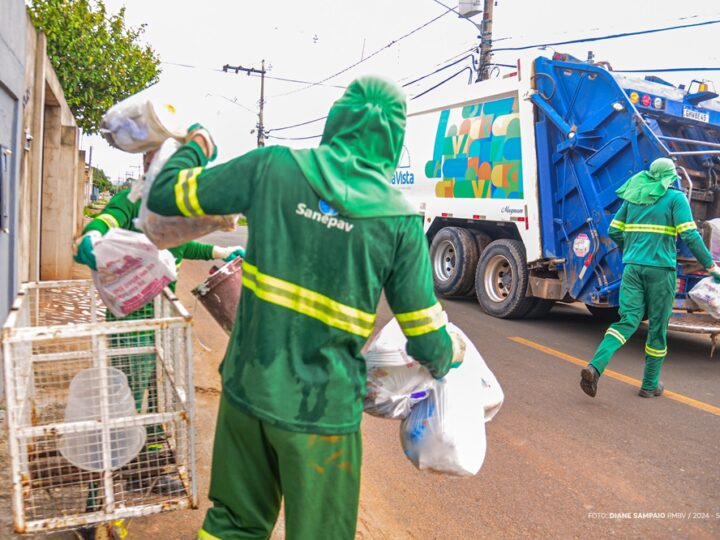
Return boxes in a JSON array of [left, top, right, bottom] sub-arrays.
[[425, 96, 523, 199]]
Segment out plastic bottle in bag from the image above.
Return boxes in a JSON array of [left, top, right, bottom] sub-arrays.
[[689, 276, 720, 319]]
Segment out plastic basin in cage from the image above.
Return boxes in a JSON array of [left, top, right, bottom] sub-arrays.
[[59, 367, 146, 472]]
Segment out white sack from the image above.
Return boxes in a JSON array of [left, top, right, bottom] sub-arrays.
[[399, 322, 503, 476], [364, 319, 435, 419], [93, 229, 177, 317], [100, 87, 187, 153], [134, 138, 238, 249], [689, 276, 720, 319]]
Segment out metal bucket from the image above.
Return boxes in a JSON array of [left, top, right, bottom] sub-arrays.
[[192, 257, 243, 334]]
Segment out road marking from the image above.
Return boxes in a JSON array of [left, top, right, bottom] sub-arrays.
[[509, 336, 720, 417]]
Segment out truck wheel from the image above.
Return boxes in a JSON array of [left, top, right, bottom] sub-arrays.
[[475, 239, 535, 318], [430, 227, 479, 297], [466, 232, 492, 297]]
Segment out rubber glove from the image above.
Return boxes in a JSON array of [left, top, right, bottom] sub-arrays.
[[212, 245, 246, 262], [448, 330, 466, 369], [73, 231, 102, 271], [708, 264, 720, 283], [186, 123, 218, 161]]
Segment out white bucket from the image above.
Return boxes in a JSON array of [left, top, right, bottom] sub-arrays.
[[59, 367, 146, 472]]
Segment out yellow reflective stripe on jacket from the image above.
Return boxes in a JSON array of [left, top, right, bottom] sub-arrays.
[[396, 302, 445, 337], [197, 529, 221, 540], [174, 167, 205, 217], [96, 213, 120, 229], [609, 219, 625, 231], [676, 221, 697, 233], [241, 262, 376, 337], [645, 344, 667, 357], [186, 167, 206, 216], [623, 224, 677, 236], [605, 328, 626, 345], [174, 169, 192, 217]]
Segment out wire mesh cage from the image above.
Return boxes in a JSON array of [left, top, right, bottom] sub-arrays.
[[1, 280, 196, 534]]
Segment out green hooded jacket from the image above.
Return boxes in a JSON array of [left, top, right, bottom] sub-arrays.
[[608, 158, 713, 269], [147, 76, 454, 434]]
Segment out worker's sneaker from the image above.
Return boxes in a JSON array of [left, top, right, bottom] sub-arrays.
[[580, 365, 600, 397], [638, 382, 664, 398]]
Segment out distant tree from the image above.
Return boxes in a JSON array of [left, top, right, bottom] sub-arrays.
[[91, 166, 112, 192], [27, 0, 161, 134]]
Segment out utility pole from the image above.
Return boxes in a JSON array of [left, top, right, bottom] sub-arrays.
[[477, 0, 494, 81], [222, 61, 267, 147]]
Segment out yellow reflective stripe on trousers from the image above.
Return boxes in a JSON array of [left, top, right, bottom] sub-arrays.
[[241, 262, 376, 337], [198, 529, 222, 540], [609, 219, 625, 231], [396, 302, 445, 337], [645, 344, 667, 357], [676, 221, 697, 233], [96, 213, 120, 229], [624, 224, 677, 235], [606, 328, 626, 345]]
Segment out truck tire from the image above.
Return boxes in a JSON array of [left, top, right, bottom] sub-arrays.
[[430, 227, 479, 297], [466, 232, 492, 297], [475, 239, 535, 319]]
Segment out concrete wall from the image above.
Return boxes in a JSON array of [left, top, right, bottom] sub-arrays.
[[0, 0, 26, 321], [1, 2, 87, 322]]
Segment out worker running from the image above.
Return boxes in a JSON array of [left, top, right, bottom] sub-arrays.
[[581, 157, 720, 399]]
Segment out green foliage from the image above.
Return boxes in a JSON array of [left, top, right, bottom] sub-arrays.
[[28, 0, 161, 134], [91, 166, 112, 192]]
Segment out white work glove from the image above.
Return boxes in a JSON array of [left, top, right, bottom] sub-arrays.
[[449, 330, 466, 369], [708, 264, 720, 283], [212, 245, 246, 262]]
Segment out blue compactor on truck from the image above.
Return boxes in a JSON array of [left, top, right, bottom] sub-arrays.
[[397, 53, 720, 350]]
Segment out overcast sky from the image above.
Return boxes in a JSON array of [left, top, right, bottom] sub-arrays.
[[85, 0, 720, 183]]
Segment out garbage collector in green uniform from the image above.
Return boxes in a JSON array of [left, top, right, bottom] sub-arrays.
[[73, 181, 243, 499], [581, 157, 720, 399], [147, 76, 465, 540]]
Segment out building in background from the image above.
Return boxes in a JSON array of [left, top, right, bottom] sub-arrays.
[[0, 0, 88, 322]]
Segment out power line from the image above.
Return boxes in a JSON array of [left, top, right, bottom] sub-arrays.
[[270, 7, 454, 98], [268, 115, 328, 133], [612, 67, 720, 73], [492, 18, 720, 52], [410, 66, 475, 100]]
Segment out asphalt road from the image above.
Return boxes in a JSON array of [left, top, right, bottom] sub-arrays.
[[173, 228, 720, 539]]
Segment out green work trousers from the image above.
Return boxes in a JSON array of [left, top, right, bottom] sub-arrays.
[[590, 264, 675, 390], [199, 396, 362, 540]]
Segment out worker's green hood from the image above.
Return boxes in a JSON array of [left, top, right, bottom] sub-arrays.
[[616, 157, 678, 205], [290, 76, 416, 218]]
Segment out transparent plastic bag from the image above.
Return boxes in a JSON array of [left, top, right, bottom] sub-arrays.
[[92, 228, 177, 317], [135, 138, 238, 249], [364, 319, 435, 419], [100, 87, 187, 153], [689, 276, 720, 319], [399, 323, 503, 476]]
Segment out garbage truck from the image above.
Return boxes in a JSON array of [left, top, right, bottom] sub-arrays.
[[396, 53, 720, 345]]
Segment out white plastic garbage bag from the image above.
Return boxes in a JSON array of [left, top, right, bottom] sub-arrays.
[[100, 87, 187, 153], [689, 276, 720, 319], [93, 228, 177, 317], [364, 319, 435, 419], [400, 323, 503, 477], [706, 218, 720, 262], [134, 138, 238, 249]]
